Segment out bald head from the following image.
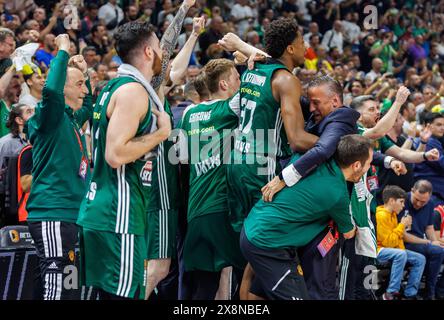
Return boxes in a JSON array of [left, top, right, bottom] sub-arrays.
[[211, 16, 223, 32], [372, 58, 383, 72]]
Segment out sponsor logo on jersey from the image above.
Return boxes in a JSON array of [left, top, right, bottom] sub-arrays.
[[93, 111, 101, 120], [48, 262, 58, 270], [243, 73, 266, 87], [140, 160, 153, 186], [9, 230, 19, 243]]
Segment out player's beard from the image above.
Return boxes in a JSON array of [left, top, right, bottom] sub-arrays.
[[152, 51, 162, 76]]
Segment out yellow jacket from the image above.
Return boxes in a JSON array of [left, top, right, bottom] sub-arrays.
[[376, 205, 406, 252]]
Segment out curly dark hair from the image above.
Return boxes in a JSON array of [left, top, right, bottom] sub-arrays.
[[114, 21, 156, 64], [264, 18, 300, 59]]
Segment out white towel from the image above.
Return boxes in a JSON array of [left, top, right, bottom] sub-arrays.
[[12, 42, 40, 72], [117, 63, 164, 159]]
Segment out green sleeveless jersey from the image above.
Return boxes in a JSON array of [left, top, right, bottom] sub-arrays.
[[179, 95, 239, 222], [77, 77, 152, 235], [233, 62, 292, 165], [350, 176, 377, 258], [145, 100, 179, 211]]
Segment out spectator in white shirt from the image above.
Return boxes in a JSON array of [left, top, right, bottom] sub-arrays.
[[342, 12, 361, 45], [365, 57, 383, 84], [303, 22, 322, 43], [296, 0, 311, 23], [321, 20, 344, 54], [230, 0, 254, 39], [98, 0, 124, 32]]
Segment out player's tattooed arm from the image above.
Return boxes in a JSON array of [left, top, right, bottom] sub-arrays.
[[170, 16, 205, 84], [151, 0, 195, 89]]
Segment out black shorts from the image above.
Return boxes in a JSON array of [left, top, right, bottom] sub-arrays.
[[239, 228, 308, 300]]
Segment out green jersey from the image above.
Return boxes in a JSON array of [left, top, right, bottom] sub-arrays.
[[357, 123, 394, 154], [145, 100, 179, 211], [233, 62, 292, 165], [26, 50, 93, 223], [244, 160, 355, 250], [0, 100, 10, 138], [77, 77, 152, 235], [178, 95, 239, 222], [350, 176, 377, 258]]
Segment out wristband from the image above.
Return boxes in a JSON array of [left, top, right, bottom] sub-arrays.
[[423, 152, 428, 161]]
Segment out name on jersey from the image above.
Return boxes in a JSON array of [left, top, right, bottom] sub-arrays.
[[189, 110, 212, 123], [244, 73, 266, 86], [195, 153, 221, 176]]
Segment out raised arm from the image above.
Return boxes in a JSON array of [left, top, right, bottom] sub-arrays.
[[369, 38, 390, 57], [0, 65, 16, 99], [169, 16, 204, 85], [385, 143, 440, 164], [151, 0, 195, 89], [419, 138, 444, 173], [105, 83, 171, 168], [35, 34, 71, 132], [218, 32, 269, 58], [362, 86, 410, 139]]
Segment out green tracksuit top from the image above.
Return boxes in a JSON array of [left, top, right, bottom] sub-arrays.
[[26, 50, 93, 223]]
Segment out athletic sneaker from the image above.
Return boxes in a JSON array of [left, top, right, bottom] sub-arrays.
[[382, 292, 399, 300]]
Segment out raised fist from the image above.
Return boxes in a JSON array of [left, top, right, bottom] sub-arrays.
[[55, 34, 70, 52]]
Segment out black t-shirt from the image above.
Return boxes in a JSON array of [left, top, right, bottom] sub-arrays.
[[376, 134, 415, 204], [20, 148, 32, 177], [358, 42, 373, 73]]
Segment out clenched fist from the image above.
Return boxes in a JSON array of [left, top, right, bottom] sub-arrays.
[[55, 34, 71, 52], [394, 86, 411, 106]]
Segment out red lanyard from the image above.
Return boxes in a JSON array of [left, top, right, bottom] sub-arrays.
[[73, 126, 84, 154]]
